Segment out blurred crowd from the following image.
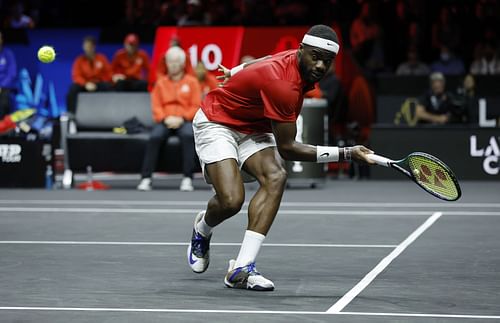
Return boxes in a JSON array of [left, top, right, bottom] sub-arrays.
[[1, 0, 500, 77]]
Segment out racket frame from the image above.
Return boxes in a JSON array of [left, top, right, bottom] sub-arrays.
[[367, 152, 461, 201]]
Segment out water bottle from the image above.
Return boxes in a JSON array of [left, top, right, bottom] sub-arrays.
[[45, 165, 53, 190], [86, 165, 94, 191]]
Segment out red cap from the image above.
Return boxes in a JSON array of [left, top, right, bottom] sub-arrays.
[[124, 33, 139, 46]]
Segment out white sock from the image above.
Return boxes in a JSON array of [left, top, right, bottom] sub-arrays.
[[195, 212, 213, 237], [234, 230, 266, 268]]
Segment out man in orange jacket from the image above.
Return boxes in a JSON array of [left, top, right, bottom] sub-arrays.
[[66, 36, 112, 114], [111, 33, 150, 92], [138, 46, 201, 192]]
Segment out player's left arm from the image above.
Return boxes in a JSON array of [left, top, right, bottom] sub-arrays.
[[271, 121, 374, 164], [216, 55, 272, 86]]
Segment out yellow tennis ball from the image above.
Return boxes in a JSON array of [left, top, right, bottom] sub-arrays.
[[37, 46, 56, 63]]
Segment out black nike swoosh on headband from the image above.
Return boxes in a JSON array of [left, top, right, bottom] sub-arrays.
[[320, 152, 330, 157]]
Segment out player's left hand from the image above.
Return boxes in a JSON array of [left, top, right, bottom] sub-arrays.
[[216, 64, 231, 87], [351, 145, 375, 164]]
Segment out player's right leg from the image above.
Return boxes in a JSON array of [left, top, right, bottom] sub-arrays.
[[187, 109, 245, 273], [187, 159, 245, 273]]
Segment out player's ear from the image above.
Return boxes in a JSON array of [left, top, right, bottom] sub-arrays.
[[298, 44, 304, 57]]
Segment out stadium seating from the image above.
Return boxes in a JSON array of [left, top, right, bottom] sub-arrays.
[[61, 92, 189, 178]]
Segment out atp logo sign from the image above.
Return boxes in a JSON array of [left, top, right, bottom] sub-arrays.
[[0, 144, 22, 163], [470, 136, 500, 175]]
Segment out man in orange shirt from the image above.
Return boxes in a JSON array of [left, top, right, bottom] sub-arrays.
[[154, 38, 194, 87], [66, 36, 112, 114], [138, 46, 201, 192], [111, 33, 150, 92]]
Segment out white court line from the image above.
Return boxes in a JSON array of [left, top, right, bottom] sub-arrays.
[[0, 307, 499, 319], [0, 241, 396, 248], [0, 207, 433, 215], [0, 207, 499, 216], [0, 199, 499, 208], [326, 212, 443, 313]]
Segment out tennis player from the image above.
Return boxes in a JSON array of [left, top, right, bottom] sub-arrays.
[[187, 25, 374, 291]]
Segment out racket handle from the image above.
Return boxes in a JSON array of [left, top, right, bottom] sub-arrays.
[[366, 154, 392, 167]]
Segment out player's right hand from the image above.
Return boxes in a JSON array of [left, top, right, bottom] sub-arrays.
[[351, 145, 375, 164]]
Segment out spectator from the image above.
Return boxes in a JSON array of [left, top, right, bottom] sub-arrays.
[[470, 41, 500, 75], [0, 31, 17, 119], [156, 38, 194, 81], [111, 33, 150, 91], [456, 74, 477, 124], [319, 63, 342, 112], [4, 2, 35, 29], [383, 0, 411, 68], [66, 36, 112, 114], [431, 6, 460, 52], [415, 72, 457, 125], [137, 46, 201, 192], [154, 1, 179, 26], [194, 61, 217, 99], [431, 44, 465, 75], [350, 2, 384, 75], [396, 46, 430, 76], [178, 0, 207, 26]]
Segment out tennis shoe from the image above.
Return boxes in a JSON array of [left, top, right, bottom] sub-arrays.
[[187, 211, 211, 273], [224, 259, 274, 291], [137, 178, 152, 191]]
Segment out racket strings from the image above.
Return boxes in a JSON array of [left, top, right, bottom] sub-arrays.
[[408, 155, 460, 201]]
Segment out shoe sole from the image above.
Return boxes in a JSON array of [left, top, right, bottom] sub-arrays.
[[223, 277, 274, 291]]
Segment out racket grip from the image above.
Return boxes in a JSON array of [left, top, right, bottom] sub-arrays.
[[366, 154, 392, 167]]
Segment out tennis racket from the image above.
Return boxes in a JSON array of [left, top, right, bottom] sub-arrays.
[[367, 152, 461, 201]]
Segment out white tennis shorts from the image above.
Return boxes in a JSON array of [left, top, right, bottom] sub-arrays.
[[193, 109, 277, 183]]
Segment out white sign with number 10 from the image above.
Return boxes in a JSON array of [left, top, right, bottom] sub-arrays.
[[188, 44, 223, 70]]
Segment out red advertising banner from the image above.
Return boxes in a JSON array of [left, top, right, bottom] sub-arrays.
[[239, 27, 308, 58], [151, 27, 244, 84]]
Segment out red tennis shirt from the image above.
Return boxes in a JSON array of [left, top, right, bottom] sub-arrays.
[[200, 50, 312, 134]]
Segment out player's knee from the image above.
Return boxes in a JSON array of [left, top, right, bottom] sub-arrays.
[[218, 193, 244, 215], [262, 167, 287, 192]]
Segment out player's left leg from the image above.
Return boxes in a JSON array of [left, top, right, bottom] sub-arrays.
[[224, 147, 286, 291], [242, 147, 287, 235]]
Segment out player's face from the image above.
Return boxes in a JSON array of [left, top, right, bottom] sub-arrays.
[[299, 44, 336, 84]]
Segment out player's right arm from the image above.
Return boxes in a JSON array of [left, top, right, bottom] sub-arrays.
[[271, 121, 374, 164]]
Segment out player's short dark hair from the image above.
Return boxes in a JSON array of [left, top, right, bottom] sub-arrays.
[[83, 35, 97, 45], [306, 25, 338, 44]]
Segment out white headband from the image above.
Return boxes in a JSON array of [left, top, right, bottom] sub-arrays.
[[302, 34, 340, 54]]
